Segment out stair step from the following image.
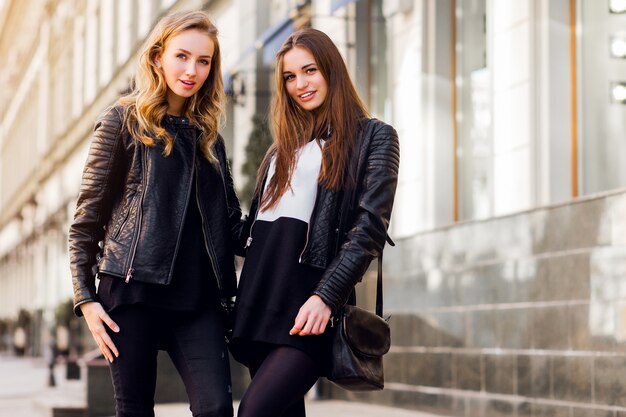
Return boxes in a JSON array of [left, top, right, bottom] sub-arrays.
[[52, 406, 87, 417]]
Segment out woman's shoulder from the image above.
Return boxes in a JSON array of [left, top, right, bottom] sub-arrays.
[[361, 118, 398, 143], [96, 102, 129, 126]]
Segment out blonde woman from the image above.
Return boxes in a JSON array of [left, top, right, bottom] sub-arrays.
[[69, 11, 240, 417]]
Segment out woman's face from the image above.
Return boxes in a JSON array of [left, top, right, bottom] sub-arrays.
[[156, 29, 215, 114], [282, 46, 328, 112]]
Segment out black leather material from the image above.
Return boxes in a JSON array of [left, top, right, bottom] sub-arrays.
[[312, 119, 400, 313], [241, 118, 400, 315], [69, 104, 242, 316], [342, 305, 390, 356], [328, 304, 390, 391]]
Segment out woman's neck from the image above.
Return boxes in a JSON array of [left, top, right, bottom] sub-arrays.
[[166, 91, 185, 117]]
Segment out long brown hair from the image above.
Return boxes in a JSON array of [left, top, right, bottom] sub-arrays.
[[119, 10, 224, 164], [258, 28, 369, 210]]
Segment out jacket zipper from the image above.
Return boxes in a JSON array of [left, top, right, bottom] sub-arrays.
[[298, 222, 312, 263], [196, 166, 223, 291], [245, 158, 272, 249], [125, 147, 148, 283], [113, 192, 138, 241], [244, 207, 259, 249], [299, 184, 323, 263]]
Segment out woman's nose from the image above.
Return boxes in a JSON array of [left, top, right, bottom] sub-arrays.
[[185, 62, 197, 76], [296, 75, 308, 89]]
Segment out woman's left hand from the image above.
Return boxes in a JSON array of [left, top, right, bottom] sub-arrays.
[[290, 295, 332, 336]]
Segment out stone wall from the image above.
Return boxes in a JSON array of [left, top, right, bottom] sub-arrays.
[[320, 189, 626, 417]]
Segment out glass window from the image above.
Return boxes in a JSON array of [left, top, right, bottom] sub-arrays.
[[116, 0, 132, 65], [99, 0, 114, 86], [579, 0, 626, 194], [354, 0, 389, 120], [455, 0, 492, 220]]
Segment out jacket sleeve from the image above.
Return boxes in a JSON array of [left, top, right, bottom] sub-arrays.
[[68, 106, 126, 316], [313, 122, 400, 314]]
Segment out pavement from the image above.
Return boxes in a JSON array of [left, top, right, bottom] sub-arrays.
[[0, 353, 440, 417]]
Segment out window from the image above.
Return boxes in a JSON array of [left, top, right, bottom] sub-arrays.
[[354, 0, 389, 120], [579, 0, 626, 194], [455, 0, 491, 221]]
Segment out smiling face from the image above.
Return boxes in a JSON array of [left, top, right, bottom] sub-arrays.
[[156, 29, 215, 115], [282, 46, 328, 112]]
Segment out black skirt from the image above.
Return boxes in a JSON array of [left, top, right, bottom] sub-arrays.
[[229, 218, 334, 374]]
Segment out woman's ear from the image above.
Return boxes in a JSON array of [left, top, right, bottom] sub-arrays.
[[154, 57, 162, 69]]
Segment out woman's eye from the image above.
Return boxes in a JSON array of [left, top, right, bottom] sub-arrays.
[[307, 68, 317, 74], [177, 54, 187, 60], [200, 59, 210, 65], [284, 74, 294, 81]]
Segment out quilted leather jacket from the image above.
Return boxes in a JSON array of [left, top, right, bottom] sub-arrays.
[[243, 118, 400, 314], [69, 104, 242, 316]]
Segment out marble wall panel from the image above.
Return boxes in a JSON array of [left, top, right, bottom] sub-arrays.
[[498, 308, 534, 349], [484, 355, 517, 395], [517, 355, 551, 398], [532, 306, 570, 350], [572, 410, 615, 417], [452, 354, 482, 391], [530, 403, 571, 417], [551, 356, 593, 403], [594, 356, 626, 407]]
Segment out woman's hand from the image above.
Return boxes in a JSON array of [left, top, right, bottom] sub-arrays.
[[80, 301, 120, 362], [290, 295, 332, 336]]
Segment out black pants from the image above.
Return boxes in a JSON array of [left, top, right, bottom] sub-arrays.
[[106, 304, 233, 417]]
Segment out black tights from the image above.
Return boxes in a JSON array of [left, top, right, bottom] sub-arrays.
[[237, 346, 320, 417]]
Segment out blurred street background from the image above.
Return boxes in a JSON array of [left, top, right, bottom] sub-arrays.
[[0, 353, 442, 417], [1, 0, 626, 416]]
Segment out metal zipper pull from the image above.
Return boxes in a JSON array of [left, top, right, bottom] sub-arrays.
[[245, 236, 253, 248], [125, 268, 134, 283]]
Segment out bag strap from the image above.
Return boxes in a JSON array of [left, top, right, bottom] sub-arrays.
[[376, 253, 383, 318]]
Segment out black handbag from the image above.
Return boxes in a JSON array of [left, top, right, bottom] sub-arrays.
[[327, 255, 391, 391]]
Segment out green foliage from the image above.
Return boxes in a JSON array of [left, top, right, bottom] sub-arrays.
[[240, 114, 273, 205], [55, 298, 75, 328], [16, 308, 31, 329]]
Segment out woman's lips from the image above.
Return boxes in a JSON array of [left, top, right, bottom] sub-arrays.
[[299, 91, 316, 102], [180, 80, 196, 89]]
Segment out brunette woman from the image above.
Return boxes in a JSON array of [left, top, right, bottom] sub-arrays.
[[230, 28, 400, 417], [68, 11, 240, 417]]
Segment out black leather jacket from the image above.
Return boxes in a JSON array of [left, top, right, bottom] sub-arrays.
[[243, 118, 400, 314], [69, 104, 242, 316]]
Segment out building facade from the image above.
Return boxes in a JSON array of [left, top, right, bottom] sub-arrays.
[[1, 0, 626, 415]]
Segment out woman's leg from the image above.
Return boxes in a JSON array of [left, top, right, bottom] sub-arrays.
[[106, 305, 160, 417], [237, 346, 320, 417], [166, 306, 233, 417]]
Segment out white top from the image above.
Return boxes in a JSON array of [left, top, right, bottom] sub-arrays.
[[258, 139, 324, 224]]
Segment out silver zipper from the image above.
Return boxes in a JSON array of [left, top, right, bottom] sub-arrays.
[[244, 213, 259, 249], [124, 147, 148, 283], [298, 222, 311, 263]]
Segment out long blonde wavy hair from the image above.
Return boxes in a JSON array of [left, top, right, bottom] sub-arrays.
[[119, 10, 224, 163]]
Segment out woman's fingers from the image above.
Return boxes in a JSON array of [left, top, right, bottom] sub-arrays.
[[80, 302, 120, 362], [289, 311, 306, 335], [99, 331, 119, 360], [100, 311, 120, 333], [290, 295, 331, 336]]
